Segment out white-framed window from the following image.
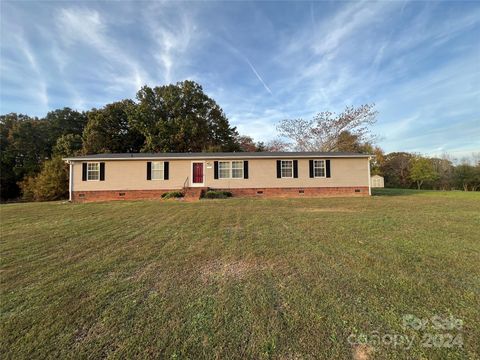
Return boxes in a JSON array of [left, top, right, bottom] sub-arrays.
[[313, 160, 325, 178], [151, 161, 164, 180], [231, 161, 244, 179], [218, 161, 231, 179], [87, 162, 100, 181], [218, 161, 244, 179], [281, 160, 293, 178]]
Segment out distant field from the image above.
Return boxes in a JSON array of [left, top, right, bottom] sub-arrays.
[[1, 189, 479, 359]]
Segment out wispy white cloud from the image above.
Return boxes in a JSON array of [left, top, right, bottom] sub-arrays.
[[17, 35, 49, 109], [0, 27, 49, 112], [311, 1, 394, 56], [143, 3, 197, 83], [55, 7, 151, 94]]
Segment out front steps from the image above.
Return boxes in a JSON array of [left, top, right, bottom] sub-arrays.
[[183, 187, 207, 201]]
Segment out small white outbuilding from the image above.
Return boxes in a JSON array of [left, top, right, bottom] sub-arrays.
[[370, 175, 384, 188]]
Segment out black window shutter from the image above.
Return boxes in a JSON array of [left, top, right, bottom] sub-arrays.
[[244, 161, 249, 179], [82, 163, 87, 181], [147, 162, 151, 180], [164, 161, 169, 180], [99, 162, 105, 181], [214, 161, 219, 179], [326, 160, 331, 178], [309, 160, 314, 178], [276, 160, 281, 178], [293, 160, 298, 178]]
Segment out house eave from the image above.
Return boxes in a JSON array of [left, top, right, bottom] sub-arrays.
[[63, 153, 372, 162]]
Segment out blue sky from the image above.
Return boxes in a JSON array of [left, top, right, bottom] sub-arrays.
[[1, 1, 479, 158]]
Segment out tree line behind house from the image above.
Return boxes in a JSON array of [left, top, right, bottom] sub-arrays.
[[374, 152, 479, 191], [276, 107, 479, 192], [1, 80, 479, 201]]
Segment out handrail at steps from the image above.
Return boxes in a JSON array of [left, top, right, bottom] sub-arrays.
[[182, 177, 189, 192]]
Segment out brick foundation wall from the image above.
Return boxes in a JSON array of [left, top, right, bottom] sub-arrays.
[[72, 186, 369, 202], [212, 187, 369, 198], [72, 189, 173, 202]]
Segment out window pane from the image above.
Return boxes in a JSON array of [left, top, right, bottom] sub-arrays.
[[151, 162, 164, 180], [87, 171, 99, 180], [232, 169, 243, 178], [232, 161, 243, 169], [232, 161, 243, 178], [152, 162, 164, 171], [88, 163, 99, 171], [152, 170, 164, 180], [219, 162, 229, 169], [314, 167, 325, 177], [314, 160, 325, 177], [87, 163, 99, 180], [282, 168, 293, 177], [281, 160, 293, 178], [219, 161, 230, 179]]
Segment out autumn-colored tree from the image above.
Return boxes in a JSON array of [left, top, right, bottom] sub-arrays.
[[236, 135, 267, 152], [19, 157, 68, 201], [369, 146, 385, 176], [380, 152, 414, 188], [236, 135, 258, 152], [263, 138, 290, 152], [431, 156, 455, 190], [277, 104, 377, 151]]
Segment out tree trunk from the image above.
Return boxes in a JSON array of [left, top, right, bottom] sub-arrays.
[[417, 180, 423, 190]]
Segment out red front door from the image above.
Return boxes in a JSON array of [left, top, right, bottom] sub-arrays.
[[192, 163, 204, 184]]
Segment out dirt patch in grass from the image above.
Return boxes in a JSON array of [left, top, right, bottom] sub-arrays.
[[200, 259, 269, 282], [352, 344, 374, 360]]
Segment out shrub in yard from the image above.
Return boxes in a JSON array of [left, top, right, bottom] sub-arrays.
[[19, 176, 36, 202], [161, 191, 184, 199], [203, 190, 233, 199], [19, 157, 68, 201]]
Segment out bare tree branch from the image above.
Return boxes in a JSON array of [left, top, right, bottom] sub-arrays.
[[277, 104, 378, 152]]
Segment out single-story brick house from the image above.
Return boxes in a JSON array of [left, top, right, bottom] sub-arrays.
[[64, 152, 372, 202]]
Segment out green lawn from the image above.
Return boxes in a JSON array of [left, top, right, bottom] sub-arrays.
[[1, 189, 479, 359]]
